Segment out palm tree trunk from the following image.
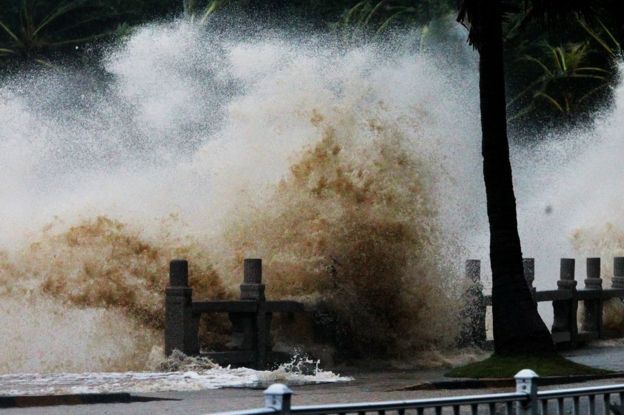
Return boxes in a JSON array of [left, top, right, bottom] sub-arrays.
[[478, 0, 554, 354]]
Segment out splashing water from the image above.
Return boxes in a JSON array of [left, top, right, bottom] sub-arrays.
[[0, 351, 350, 396], [5, 15, 624, 379], [0, 18, 488, 378], [500, 67, 624, 329], [13, 16, 624, 373], [3, 11, 624, 383]]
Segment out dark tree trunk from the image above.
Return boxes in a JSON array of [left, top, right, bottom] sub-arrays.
[[477, 0, 554, 354]]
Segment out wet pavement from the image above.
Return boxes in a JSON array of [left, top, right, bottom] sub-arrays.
[[3, 344, 624, 415], [564, 340, 624, 371]]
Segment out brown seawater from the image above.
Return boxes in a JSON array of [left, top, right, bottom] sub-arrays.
[[0, 21, 485, 373]]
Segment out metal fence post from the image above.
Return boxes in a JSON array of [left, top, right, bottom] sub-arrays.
[[264, 384, 293, 414], [515, 369, 539, 415]]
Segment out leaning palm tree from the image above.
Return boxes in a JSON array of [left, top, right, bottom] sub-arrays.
[[457, 0, 592, 355]]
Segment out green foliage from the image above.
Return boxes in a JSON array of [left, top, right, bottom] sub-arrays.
[[501, 2, 623, 129], [184, 0, 230, 25], [579, 17, 622, 60], [331, 1, 406, 40], [0, 1, 120, 64], [509, 42, 612, 119], [331, 0, 453, 37], [0, 0, 621, 126], [446, 353, 611, 378]]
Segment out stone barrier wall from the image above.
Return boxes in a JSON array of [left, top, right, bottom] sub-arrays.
[[165, 258, 304, 369], [464, 257, 624, 349]]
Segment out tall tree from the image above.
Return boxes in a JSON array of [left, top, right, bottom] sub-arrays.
[[456, 0, 582, 354], [458, 0, 597, 354]]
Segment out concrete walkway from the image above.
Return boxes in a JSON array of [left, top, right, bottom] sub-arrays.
[[564, 340, 624, 371]]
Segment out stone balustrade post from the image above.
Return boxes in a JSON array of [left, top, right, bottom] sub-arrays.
[[165, 259, 199, 356], [523, 258, 536, 301], [244, 259, 271, 369], [582, 257, 603, 337], [458, 259, 486, 347], [613, 257, 624, 289], [241, 258, 266, 301], [552, 258, 578, 346], [229, 259, 272, 369]]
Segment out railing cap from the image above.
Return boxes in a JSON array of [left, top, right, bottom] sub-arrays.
[[514, 369, 539, 380], [169, 259, 189, 287], [264, 383, 294, 396]]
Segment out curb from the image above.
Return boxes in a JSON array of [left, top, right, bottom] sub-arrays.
[[0, 393, 174, 408], [397, 372, 624, 391]]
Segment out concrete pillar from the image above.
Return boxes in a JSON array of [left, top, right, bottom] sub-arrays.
[[230, 259, 265, 354], [241, 258, 265, 300], [465, 259, 481, 283], [613, 257, 624, 289], [233, 259, 271, 369], [165, 260, 199, 356], [458, 259, 486, 347], [582, 258, 603, 336], [523, 258, 536, 299], [241, 259, 270, 369], [552, 258, 578, 345]]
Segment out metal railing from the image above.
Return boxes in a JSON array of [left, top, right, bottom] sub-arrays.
[[210, 370, 624, 415]]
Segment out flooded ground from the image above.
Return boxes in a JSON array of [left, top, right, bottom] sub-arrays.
[[0, 343, 623, 414], [0, 365, 350, 396]]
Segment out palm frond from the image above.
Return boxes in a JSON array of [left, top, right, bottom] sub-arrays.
[[184, 0, 228, 26], [522, 54, 553, 76], [0, 21, 22, 44], [32, 2, 84, 38], [535, 91, 565, 112], [522, 0, 591, 24], [577, 84, 609, 104], [459, 0, 591, 49], [362, 1, 386, 28], [511, 40, 615, 117], [578, 17, 622, 59], [333, 0, 415, 41], [375, 9, 406, 35], [0, 0, 117, 63]]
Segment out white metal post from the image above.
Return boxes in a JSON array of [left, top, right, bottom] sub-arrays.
[[515, 369, 539, 415], [264, 384, 293, 414]]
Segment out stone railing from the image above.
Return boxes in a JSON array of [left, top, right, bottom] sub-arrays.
[[164, 258, 306, 369], [464, 257, 624, 348]]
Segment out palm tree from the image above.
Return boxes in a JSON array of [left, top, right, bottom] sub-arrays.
[[457, 0, 592, 354]]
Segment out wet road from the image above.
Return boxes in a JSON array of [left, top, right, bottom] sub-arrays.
[[564, 340, 624, 371], [3, 344, 624, 415]]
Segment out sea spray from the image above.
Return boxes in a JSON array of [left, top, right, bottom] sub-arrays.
[[0, 20, 484, 373], [220, 124, 460, 356], [0, 296, 159, 373], [0, 350, 351, 395]]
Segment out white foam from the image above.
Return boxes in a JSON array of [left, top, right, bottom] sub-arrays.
[[0, 367, 351, 395]]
